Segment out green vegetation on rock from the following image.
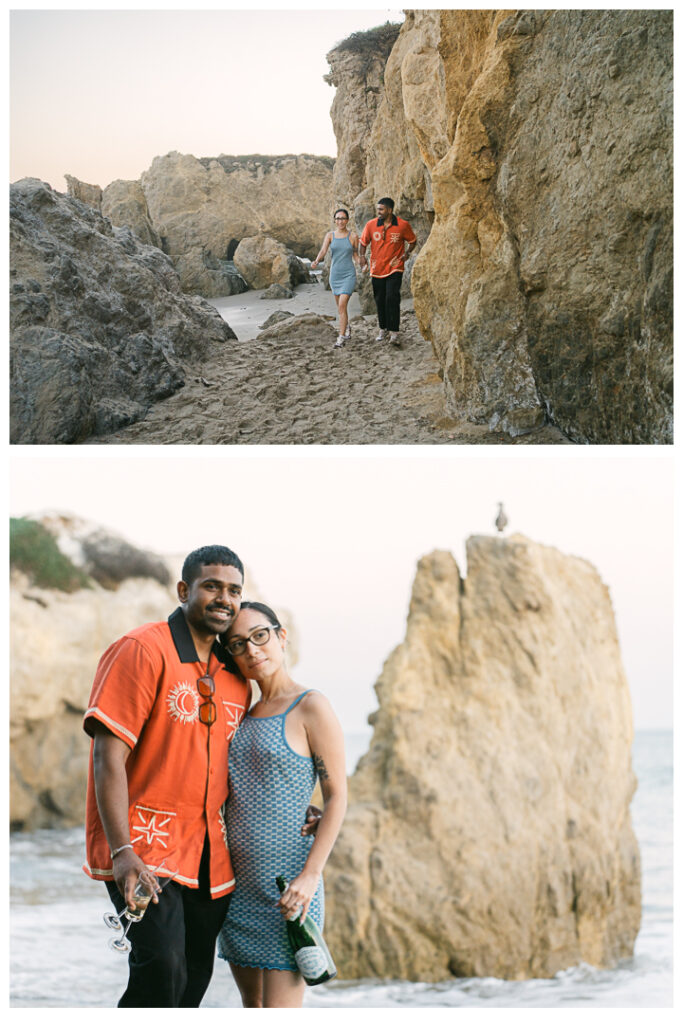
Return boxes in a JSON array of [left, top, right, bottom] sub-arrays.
[[333, 21, 402, 58], [10, 518, 91, 592]]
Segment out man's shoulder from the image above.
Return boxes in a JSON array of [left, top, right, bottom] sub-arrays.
[[116, 619, 172, 656]]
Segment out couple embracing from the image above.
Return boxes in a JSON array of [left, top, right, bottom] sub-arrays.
[[83, 544, 347, 1008]]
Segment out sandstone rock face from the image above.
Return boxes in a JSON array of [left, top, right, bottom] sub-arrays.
[[140, 151, 333, 270], [10, 178, 236, 443], [101, 178, 161, 248], [233, 235, 312, 291], [10, 516, 298, 830], [328, 10, 672, 442], [325, 23, 402, 206], [324, 535, 640, 980]]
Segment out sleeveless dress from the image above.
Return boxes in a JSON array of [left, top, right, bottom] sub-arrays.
[[217, 691, 324, 971], [329, 234, 356, 296]]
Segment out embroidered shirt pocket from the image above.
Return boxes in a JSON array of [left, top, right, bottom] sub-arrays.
[[130, 804, 177, 856]]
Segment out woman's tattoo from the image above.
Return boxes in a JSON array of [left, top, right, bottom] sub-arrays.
[[313, 753, 329, 781]]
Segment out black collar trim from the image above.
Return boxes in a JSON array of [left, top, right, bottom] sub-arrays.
[[377, 214, 398, 227], [167, 607, 231, 666]]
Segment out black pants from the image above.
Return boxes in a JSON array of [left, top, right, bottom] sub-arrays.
[[372, 272, 403, 332], [106, 840, 231, 1007]]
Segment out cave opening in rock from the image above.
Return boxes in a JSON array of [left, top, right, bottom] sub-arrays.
[[226, 239, 239, 260]]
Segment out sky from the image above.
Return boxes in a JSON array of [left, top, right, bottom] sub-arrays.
[[9, 6, 404, 192], [9, 450, 674, 735]]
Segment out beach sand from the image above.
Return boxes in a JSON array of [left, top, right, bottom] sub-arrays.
[[88, 279, 570, 445]]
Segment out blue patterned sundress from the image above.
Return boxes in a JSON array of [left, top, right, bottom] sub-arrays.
[[217, 691, 323, 971], [329, 235, 356, 296]]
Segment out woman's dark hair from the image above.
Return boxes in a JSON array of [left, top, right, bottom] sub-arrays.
[[237, 600, 282, 629], [334, 208, 349, 219], [220, 600, 282, 678]]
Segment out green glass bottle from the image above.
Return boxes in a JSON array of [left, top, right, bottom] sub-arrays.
[[275, 876, 337, 986]]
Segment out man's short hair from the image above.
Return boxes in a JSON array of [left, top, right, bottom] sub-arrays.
[[181, 545, 244, 584], [378, 197, 395, 210]]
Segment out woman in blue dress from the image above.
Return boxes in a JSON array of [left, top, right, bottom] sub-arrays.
[[217, 601, 347, 1008], [311, 209, 358, 348]]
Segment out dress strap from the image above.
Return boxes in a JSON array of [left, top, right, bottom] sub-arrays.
[[284, 690, 312, 714]]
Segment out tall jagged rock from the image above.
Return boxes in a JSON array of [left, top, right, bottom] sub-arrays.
[[9, 515, 298, 830], [327, 10, 672, 443], [9, 178, 236, 444], [325, 22, 402, 208], [324, 535, 641, 980]]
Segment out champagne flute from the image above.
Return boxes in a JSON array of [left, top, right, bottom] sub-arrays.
[[104, 859, 178, 952]]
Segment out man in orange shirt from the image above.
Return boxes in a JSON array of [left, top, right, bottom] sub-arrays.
[[359, 196, 417, 347], [83, 545, 251, 1006]]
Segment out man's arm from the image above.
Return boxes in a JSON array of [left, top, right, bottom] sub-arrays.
[[92, 722, 160, 909]]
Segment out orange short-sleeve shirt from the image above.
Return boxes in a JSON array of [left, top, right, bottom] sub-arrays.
[[360, 215, 417, 278], [83, 608, 250, 898]]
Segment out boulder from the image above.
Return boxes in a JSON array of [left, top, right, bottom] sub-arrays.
[[171, 250, 248, 299], [261, 283, 294, 300], [9, 178, 236, 443], [233, 235, 311, 291], [259, 310, 294, 329], [324, 534, 641, 980]]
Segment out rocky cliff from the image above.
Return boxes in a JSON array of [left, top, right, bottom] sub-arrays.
[[10, 515, 297, 830], [327, 10, 672, 443], [324, 535, 640, 980], [68, 151, 334, 296], [10, 178, 236, 444]]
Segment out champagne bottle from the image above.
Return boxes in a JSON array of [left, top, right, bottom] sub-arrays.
[[275, 876, 337, 986]]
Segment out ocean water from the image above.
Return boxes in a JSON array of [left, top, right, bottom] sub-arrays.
[[9, 731, 672, 1008]]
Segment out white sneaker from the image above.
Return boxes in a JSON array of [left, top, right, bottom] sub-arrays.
[[389, 332, 401, 347], [376, 329, 386, 342], [334, 336, 345, 348]]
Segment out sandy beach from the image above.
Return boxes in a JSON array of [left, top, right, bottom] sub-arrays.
[[88, 279, 570, 445]]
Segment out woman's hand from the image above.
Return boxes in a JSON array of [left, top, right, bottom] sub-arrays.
[[311, 259, 319, 269], [278, 869, 321, 924]]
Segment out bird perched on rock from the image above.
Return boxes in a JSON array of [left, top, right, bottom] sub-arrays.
[[495, 502, 508, 533]]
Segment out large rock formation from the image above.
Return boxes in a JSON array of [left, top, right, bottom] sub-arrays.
[[327, 10, 673, 443], [10, 178, 236, 444], [324, 535, 640, 980], [325, 23, 403, 207], [10, 515, 298, 830], [67, 152, 334, 297]]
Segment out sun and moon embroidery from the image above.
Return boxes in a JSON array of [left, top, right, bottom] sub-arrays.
[[166, 681, 244, 740]]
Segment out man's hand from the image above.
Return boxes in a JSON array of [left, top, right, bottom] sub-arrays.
[[113, 848, 161, 911], [301, 804, 323, 836]]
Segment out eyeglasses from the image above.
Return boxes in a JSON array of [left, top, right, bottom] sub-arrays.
[[226, 625, 280, 657], [196, 673, 216, 727], [334, 216, 348, 222]]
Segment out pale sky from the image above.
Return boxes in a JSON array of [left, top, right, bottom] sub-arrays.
[[9, 450, 674, 734], [10, 6, 404, 192]]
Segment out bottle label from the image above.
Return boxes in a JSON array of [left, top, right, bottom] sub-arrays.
[[294, 946, 328, 979]]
